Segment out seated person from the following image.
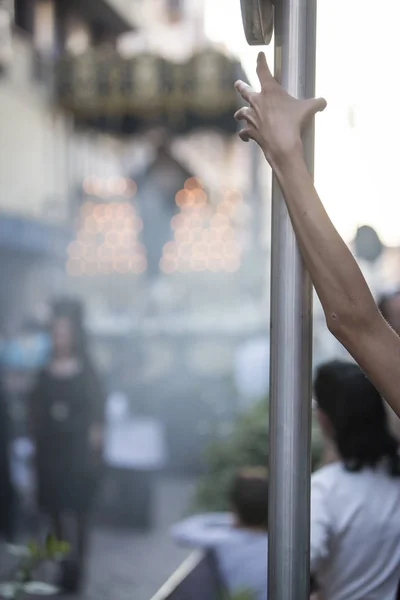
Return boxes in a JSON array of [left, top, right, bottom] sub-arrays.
[[171, 467, 268, 600], [311, 360, 400, 599]]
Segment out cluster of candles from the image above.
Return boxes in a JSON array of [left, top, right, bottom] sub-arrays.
[[66, 200, 147, 276], [160, 177, 243, 274]]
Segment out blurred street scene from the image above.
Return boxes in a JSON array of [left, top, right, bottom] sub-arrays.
[[1, 0, 400, 598]]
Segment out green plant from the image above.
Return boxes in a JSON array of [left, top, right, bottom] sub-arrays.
[[0, 535, 70, 600], [195, 398, 323, 512], [223, 591, 255, 600]]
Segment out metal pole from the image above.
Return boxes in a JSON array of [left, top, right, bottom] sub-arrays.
[[268, 0, 317, 599]]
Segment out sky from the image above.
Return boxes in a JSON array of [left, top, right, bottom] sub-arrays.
[[204, 0, 400, 246]]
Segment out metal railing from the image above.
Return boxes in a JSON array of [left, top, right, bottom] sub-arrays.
[[150, 551, 222, 600]]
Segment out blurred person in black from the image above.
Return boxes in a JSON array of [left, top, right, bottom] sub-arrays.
[[0, 380, 16, 542], [30, 300, 105, 592]]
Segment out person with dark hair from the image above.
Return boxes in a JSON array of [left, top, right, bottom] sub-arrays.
[[171, 467, 268, 600], [310, 360, 400, 599], [30, 302, 105, 593], [234, 54, 400, 420], [378, 289, 400, 337]]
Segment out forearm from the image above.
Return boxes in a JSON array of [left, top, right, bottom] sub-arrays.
[[272, 148, 380, 339], [171, 514, 233, 548]]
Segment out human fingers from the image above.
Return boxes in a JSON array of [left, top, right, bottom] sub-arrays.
[[298, 97, 327, 130], [234, 106, 258, 129], [235, 80, 257, 106], [256, 52, 274, 88], [238, 125, 260, 145]]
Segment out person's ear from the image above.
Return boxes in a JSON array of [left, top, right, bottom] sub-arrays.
[[317, 409, 333, 438]]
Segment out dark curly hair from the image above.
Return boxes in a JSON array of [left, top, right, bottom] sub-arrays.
[[230, 467, 269, 529]]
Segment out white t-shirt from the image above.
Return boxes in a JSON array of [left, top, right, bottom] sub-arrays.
[[311, 462, 400, 600]]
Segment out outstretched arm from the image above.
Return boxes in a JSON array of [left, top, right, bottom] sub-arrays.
[[171, 513, 234, 548], [234, 53, 400, 417]]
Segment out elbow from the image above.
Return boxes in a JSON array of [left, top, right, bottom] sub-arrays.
[[325, 310, 348, 341], [325, 305, 379, 345]]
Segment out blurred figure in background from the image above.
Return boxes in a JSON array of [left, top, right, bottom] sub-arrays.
[[311, 360, 400, 599], [378, 288, 400, 441], [378, 288, 400, 336], [171, 467, 268, 600], [30, 301, 105, 593], [0, 380, 16, 542]]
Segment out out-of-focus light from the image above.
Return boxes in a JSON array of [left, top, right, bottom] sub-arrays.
[[133, 242, 147, 257], [98, 261, 113, 275], [130, 255, 147, 274], [67, 241, 83, 259], [208, 241, 224, 257], [80, 201, 95, 218], [160, 257, 177, 274], [178, 259, 191, 273], [191, 258, 207, 272], [83, 261, 98, 276], [85, 216, 99, 233], [114, 246, 130, 260], [178, 243, 191, 259], [83, 177, 102, 196], [113, 219, 126, 233], [210, 214, 229, 229], [113, 203, 125, 219], [121, 232, 135, 248], [105, 231, 120, 247], [93, 204, 106, 221], [217, 200, 235, 217], [224, 189, 242, 204], [206, 228, 222, 242], [171, 214, 187, 230], [163, 241, 178, 258], [192, 242, 208, 258], [208, 256, 224, 272], [175, 189, 196, 209], [97, 246, 113, 261], [175, 228, 194, 244], [192, 189, 207, 208], [202, 229, 211, 243], [82, 245, 96, 260], [104, 205, 115, 220], [125, 179, 138, 198], [122, 203, 134, 216], [101, 220, 113, 234], [114, 259, 130, 274], [107, 178, 128, 197], [191, 227, 203, 241], [132, 217, 144, 234], [189, 213, 204, 228], [221, 227, 236, 242], [184, 177, 203, 191]]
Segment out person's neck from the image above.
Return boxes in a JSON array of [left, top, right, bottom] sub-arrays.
[[235, 523, 268, 534]]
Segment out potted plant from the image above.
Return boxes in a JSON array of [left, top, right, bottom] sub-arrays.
[[0, 535, 70, 600]]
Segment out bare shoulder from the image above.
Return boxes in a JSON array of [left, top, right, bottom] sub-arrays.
[[345, 314, 400, 417]]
